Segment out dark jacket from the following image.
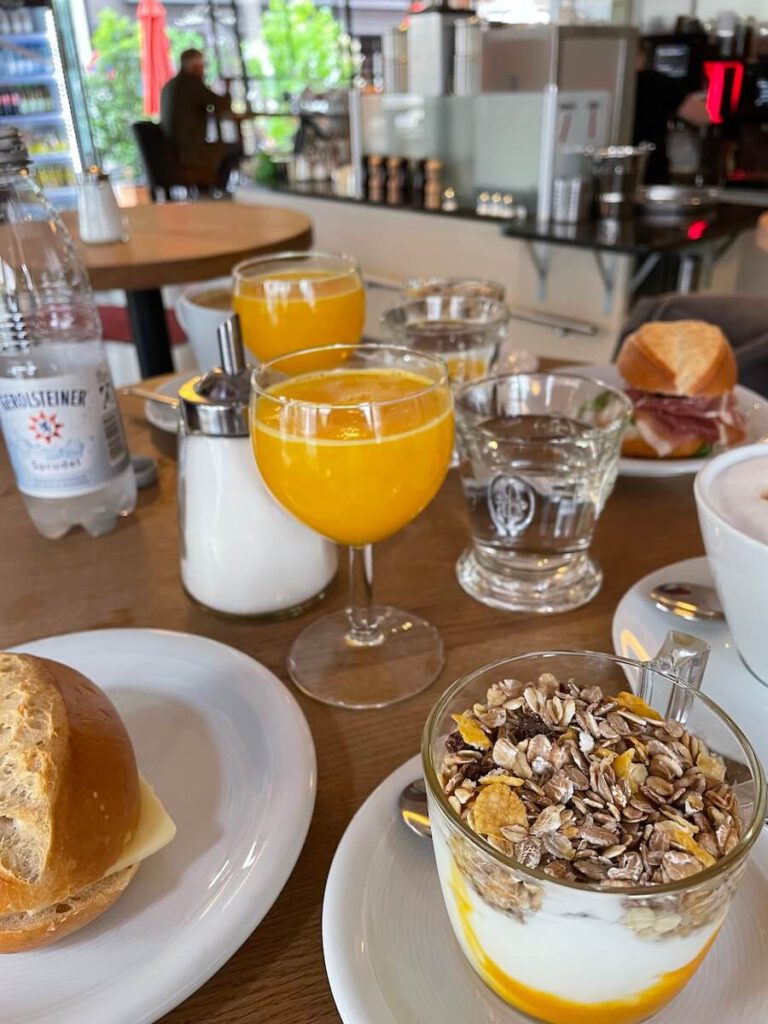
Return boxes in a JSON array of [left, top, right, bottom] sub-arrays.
[[159, 70, 230, 167]]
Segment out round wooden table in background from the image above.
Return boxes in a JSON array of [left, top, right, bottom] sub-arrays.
[[62, 202, 313, 377]]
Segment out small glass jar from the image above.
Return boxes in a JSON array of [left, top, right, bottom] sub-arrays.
[[77, 167, 128, 245], [177, 317, 337, 618], [422, 651, 765, 1024]]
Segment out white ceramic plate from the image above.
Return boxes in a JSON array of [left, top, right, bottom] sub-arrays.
[[3, 628, 316, 1024], [612, 555, 768, 771], [323, 752, 768, 1024], [558, 363, 768, 478], [143, 372, 191, 433]]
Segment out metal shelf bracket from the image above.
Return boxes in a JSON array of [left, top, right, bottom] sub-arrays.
[[525, 241, 551, 302], [593, 251, 619, 313]]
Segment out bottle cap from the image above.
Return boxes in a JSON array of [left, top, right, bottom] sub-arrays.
[[178, 314, 253, 436], [131, 456, 158, 489]]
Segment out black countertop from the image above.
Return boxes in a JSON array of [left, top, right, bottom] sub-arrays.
[[249, 181, 766, 257]]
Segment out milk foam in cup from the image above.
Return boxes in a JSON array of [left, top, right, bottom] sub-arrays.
[[695, 442, 768, 683]]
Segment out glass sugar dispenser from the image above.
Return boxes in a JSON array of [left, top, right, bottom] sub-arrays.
[[177, 315, 337, 618]]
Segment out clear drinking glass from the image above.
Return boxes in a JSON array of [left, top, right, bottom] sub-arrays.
[[250, 343, 454, 708], [232, 251, 365, 363], [402, 276, 506, 302], [455, 373, 631, 614], [381, 296, 511, 388], [423, 651, 766, 1024]]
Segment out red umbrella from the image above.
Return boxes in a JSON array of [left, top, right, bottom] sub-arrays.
[[137, 0, 175, 117]]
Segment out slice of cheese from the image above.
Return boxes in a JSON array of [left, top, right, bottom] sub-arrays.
[[105, 776, 177, 877]]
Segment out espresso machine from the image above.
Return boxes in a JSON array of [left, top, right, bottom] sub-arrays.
[[643, 14, 768, 189]]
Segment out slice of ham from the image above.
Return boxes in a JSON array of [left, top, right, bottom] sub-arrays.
[[625, 389, 746, 457]]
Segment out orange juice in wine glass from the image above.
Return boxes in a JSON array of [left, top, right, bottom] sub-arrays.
[[233, 252, 365, 363], [254, 366, 453, 546], [251, 344, 453, 709]]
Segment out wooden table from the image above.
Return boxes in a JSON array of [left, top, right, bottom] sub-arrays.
[[62, 202, 312, 378], [0, 394, 704, 1023]]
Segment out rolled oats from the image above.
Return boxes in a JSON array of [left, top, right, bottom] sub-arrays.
[[439, 672, 742, 902]]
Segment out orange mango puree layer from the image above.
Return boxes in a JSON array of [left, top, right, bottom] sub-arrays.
[[449, 862, 717, 1024]]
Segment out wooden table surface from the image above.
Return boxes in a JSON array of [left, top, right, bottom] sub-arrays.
[[0, 390, 704, 1024], [60, 202, 313, 291]]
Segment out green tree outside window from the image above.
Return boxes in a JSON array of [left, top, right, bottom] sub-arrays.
[[85, 9, 203, 178]]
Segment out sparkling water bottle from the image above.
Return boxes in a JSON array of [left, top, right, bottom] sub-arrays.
[[0, 127, 136, 539]]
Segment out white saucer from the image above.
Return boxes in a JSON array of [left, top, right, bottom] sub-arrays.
[[323, 752, 768, 1024], [559, 363, 768, 478], [4, 629, 316, 1024], [612, 556, 768, 771], [143, 371, 191, 432]]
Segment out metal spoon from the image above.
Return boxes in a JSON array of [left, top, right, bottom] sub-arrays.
[[399, 778, 431, 839], [650, 582, 724, 622]]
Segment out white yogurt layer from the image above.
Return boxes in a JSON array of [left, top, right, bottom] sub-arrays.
[[432, 826, 720, 1007], [707, 454, 768, 546]]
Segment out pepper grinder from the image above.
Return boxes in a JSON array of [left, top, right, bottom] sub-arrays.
[[177, 316, 337, 618], [367, 154, 385, 202], [424, 159, 443, 210]]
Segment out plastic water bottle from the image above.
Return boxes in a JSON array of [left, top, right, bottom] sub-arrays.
[[0, 127, 136, 539]]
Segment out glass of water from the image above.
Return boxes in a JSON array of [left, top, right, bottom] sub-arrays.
[[455, 373, 631, 614], [381, 296, 510, 387]]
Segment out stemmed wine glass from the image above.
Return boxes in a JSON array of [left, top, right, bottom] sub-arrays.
[[250, 343, 454, 708]]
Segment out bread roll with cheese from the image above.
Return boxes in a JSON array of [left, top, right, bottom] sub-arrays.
[[0, 653, 175, 952], [615, 321, 745, 459]]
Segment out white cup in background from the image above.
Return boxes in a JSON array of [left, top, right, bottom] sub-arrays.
[[695, 442, 768, 684], [176, 277, 234, 371]]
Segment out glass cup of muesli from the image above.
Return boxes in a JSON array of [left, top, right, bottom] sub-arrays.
[[422, 651, 765, 1024]]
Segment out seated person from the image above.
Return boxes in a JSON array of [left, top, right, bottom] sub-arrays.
[[160, 48, 245, 190]]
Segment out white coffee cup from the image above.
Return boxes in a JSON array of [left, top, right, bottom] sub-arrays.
[[695, 442, 768, 683], [176, 277, 234, 371]]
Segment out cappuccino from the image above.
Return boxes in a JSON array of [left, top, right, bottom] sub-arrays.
[[190, 288, 232, 311], [708, 454, 768, 546], [695, 444, 768, 683]]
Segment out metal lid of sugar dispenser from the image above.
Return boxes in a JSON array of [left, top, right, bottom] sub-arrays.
[[178, 315, 252, 436]]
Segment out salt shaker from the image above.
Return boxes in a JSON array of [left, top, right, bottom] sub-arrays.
[[77, 167, 128, 244], [177, 316, 337, 618]]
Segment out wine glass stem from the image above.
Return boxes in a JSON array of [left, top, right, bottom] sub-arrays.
[[347, 545, 383, 647]]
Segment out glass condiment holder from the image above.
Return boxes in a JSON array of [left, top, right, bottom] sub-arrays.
[[177, 316, 337, 618]]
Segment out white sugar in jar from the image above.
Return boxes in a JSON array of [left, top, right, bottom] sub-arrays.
[[179, 432, 337, 617], [176, 320, 337, 619]]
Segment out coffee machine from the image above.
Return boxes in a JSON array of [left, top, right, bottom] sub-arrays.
[[642, 14, 768, 189]]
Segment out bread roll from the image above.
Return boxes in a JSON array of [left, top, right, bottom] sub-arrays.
[[0, 864, 138, 952], [0, 653, 140, 945], [617, 321, 737, 397]]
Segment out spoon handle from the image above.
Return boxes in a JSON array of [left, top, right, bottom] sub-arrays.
[[121, 386, 179, 408]]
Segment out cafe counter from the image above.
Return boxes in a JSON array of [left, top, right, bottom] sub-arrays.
[[238, 181, 765, 364]]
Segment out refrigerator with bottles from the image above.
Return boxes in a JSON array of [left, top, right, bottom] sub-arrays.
[[0, 0, 94, 208]]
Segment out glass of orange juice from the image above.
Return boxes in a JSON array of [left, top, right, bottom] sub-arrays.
[[233, 251, 365, 363], [251, 344, 454, 708]]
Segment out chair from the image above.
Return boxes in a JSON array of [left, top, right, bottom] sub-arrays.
[[131, 121, 218, 202], [618, 293, 768, 397]]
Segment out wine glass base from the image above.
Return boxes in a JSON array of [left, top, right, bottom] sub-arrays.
[[456, 546, 602, 614], [287, 606, 445, 709]]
